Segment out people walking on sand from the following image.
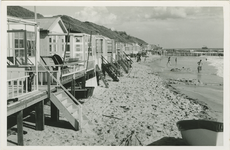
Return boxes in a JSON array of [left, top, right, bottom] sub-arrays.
[[167, 56, 171, 66], [197, 59, 202, 73], [137, 52, 141, 62], [175, 57, 177, 66]]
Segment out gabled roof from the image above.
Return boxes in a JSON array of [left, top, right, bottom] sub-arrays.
[[7, 15, 38, 26], [26, 17, 67, 33]]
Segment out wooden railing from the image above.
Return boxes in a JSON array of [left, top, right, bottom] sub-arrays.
[[101, 55, 119, 77], [33, 62, 86, 85], [7, 61, 86, 99], [7, 69, 38, 99]]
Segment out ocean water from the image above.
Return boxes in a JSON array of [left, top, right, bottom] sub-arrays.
[[204, 56, 223, 78], [149, 56, 223, 85]]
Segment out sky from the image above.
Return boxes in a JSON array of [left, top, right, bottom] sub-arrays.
[[22, 6, 224, 49]]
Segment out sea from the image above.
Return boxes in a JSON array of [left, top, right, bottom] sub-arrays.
[[164, 48, 224, 51]]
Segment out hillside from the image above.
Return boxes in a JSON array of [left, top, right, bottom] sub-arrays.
[[7, 6, 147, 46], [7, 6, 43, 18], [60, 15, 147, 45]]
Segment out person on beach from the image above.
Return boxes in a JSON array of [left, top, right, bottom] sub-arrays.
[[96, 71, 100, 86], [167, 56, 171, 66], [197, 60, 202, 73], [175, 57, 177, 66], [137, 52, 141, 62]]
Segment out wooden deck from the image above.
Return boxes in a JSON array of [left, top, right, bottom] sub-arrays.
[[7, 85, 56, 116], [7, 67, 96, 146], [7, 85, 57, 146]]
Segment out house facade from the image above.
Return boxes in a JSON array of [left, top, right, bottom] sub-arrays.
[[7, 16, 40, 99]]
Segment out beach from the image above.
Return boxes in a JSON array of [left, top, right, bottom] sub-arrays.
[[7, 55, 223, 146], [144, 55, 223, 122]]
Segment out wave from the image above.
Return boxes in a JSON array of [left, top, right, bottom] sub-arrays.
[[204, 56, 223, 78]]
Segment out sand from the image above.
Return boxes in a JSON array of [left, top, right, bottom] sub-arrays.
[[7, 55, 220, 146]]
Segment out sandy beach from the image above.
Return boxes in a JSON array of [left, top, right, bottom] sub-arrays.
[[7, 55, 222, 146]]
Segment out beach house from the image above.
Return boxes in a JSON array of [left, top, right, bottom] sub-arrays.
[[7, 16, 45, 146], [7, 16, 40, 99]]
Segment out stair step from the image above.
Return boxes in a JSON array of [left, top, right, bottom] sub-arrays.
[[70, 107, 78, 114], [63, 102, 72, 108], [59, 97, 68, 102], [67, 104, 78, 114], [72, 110, 79, 118], [54, 91, 65, 99]]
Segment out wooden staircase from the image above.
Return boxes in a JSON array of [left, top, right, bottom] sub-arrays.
[[118, 54, 132, 73], [50, 89, 90, 130], [101, 56, 119, 82], [96, 64, 109, 88], [38, 62, 94, 133], [118, 57, 128, 73]]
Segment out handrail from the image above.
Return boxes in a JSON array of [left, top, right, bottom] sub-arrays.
[[61, 68, 85, 78], [123, 51, 133, 63], [7, 75, 29, 82], [101, 55, 118, 73], [38, 62, 82, 106]]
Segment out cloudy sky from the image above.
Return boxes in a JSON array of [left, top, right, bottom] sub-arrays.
[[23, 6, 224, 49]]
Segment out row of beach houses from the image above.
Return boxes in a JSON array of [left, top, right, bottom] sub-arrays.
[[6, 15, 148, 145]]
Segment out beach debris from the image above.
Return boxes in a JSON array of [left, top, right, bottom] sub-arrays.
[[167, 78, 203, 85]]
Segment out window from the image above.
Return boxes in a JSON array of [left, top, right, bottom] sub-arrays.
[[26, 32, 35, 56], [107, 41, 112, 53], [14, 32, 25, 57], [75, 45, 82, 52], [75, 53, 83, 60], [96, 39, 103, 53], [49, 36, 58, 53], [49, 45, 52, 52]]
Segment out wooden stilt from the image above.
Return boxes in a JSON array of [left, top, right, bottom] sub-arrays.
[[81, 76, 86, 89], [71, 79, 75, 97], [35, 100, 44, 131], [17, 110, 23, 146], [51, 102, 59, 122]]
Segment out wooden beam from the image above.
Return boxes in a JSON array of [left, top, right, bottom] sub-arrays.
[[51, 102, 59, 122], [7, 91, 48, 116], [17, 110, 24, 146], [71, 79, 75, 97], [35, 100, 44, 131], [81, 76, 86, 89]]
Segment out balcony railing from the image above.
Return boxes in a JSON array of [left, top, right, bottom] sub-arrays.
[[7, 60, 94, 100], [7, 68, 38, 99]]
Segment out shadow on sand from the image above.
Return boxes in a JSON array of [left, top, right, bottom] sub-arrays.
[[147, 137, 189, 146], [23, 113, 76, 130]]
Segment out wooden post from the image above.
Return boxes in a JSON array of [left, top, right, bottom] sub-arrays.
[[35, 100, 44, 131], [47, 72, 50, 99], [71, 78, 75, 97], [51, 102, 59, 122], [17, 110, 24, 146], [81, 76, 86, 89], [48, 71, 59, 122]]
